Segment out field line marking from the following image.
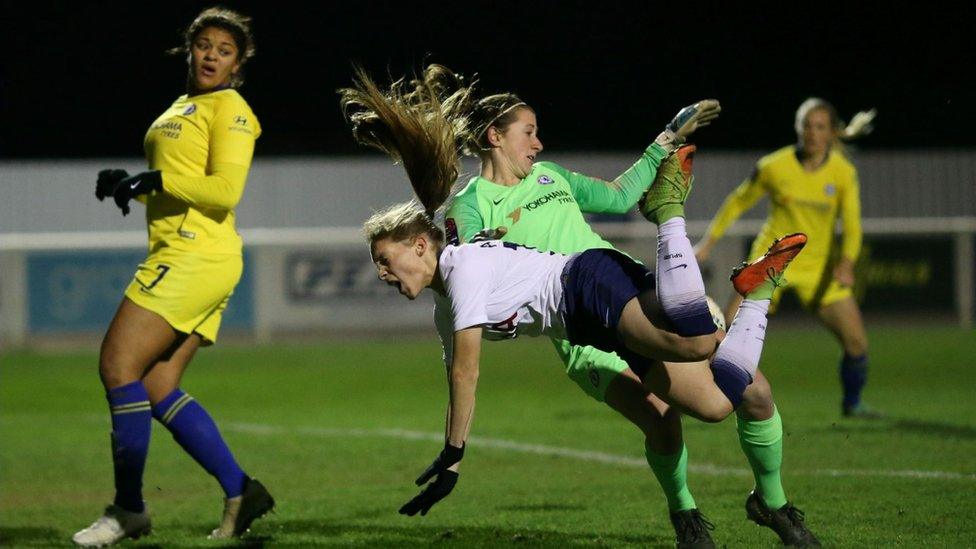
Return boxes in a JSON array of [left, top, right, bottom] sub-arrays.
[[225, 422, 976, 482]]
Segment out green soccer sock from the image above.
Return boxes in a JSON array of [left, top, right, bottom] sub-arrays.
[[737, 406, 788, 509], [645, 442, 697, 512]]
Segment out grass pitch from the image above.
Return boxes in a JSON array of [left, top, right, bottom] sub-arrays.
[[2, 325, 975, 547]]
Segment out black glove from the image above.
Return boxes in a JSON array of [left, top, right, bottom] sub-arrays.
[[111, 170, 162, 216], [399, 442, 464, 517], [95, 169, 129, 201]]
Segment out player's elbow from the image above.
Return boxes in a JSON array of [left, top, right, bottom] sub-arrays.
[[603, 201, 631, 215], [219, 191, 244, 211], [598, 190, 639, 214], [208, 177, 246, 210]]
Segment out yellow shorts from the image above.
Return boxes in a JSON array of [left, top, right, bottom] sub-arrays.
[[124, 248, 242, 344], [769, 270, 852, 312], [748, 239, 851, 311]]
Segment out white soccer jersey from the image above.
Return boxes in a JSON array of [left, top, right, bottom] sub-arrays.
[[434, 241, 571, 364]]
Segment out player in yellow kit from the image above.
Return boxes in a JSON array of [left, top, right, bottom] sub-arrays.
[[696, 98, 879, 418], [73, 8, 273, 547]]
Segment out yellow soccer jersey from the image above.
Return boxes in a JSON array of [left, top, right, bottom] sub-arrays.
[[143, 88, 260, 255], [706, 145, 862, 271]]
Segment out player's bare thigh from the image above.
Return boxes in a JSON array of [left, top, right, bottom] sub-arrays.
[[817, 296, 868, 356], [641, 359, 734, 423], [617, 295, 716, 363], [99, 297, 179, 390], [143, 333, 203, 404]]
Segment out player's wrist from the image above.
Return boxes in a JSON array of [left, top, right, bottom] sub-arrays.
[[441, 441, 465, 465], [653, 129, 682, 154], [644, 141, 671, 160], [144, 170, 163, 193]]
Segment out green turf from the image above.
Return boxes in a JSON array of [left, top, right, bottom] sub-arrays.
[[2, 326, 975, 547]]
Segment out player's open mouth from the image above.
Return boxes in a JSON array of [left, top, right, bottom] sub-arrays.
[[527, 155, 536, 162], [200, 65, 217, 77]]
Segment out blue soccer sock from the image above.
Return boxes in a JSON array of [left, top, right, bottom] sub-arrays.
[[153, 389, 247, 498], [840, 353, 868, 409], [107, 381, 152, 513]]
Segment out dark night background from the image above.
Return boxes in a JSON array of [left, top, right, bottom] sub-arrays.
[[1, 1, 972, 158]]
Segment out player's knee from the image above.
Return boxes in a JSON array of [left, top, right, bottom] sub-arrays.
[[739, 377, 775, 419], [697, 403, 731, 423], [638, 406, 683, 453], [845, 336, 868, 357], [644, 429, 682, 455], [98, 361, 130, 390], [687, 396, 733, 423], [98, 343, 139, 390]]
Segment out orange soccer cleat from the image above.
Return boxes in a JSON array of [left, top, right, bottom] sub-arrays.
[[730, 233, 807, 298]]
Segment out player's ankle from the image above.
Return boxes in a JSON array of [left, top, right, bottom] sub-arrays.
[[654, 205, 685, 225]]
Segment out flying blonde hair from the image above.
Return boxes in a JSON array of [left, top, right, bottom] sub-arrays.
[[340, 64, 537, 245]]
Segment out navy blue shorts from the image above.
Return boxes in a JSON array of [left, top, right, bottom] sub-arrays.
[[562, 249, 657, 379]]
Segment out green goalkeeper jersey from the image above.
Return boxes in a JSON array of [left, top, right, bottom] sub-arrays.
[[445, 143, 668, 254]]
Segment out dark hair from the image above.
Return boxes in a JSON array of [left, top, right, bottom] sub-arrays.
[[170, 7, 256, 87], [463, 93, 532, 155]]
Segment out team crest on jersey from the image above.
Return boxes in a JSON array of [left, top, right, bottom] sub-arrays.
[[537, 175, 554, 185], [824, 183, 836, 196], [506, 207, 522, 224], [183, 104, 196, 116]]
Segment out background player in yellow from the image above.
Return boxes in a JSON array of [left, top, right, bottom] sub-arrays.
[[74, 8, 273, 547], [695, 98, 879, 418]]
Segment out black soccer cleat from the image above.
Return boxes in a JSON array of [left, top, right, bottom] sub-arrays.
[[745, 490, 821, 547], [209, 477, 276, 539], [669, 508, 716, 548]]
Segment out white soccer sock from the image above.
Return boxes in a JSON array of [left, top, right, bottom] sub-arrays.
[[655, 217, 708, 325], [713, 299, 771, 379]]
